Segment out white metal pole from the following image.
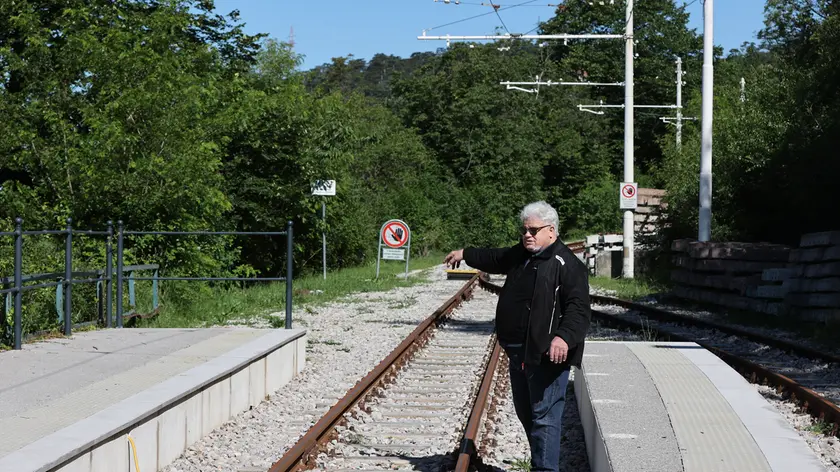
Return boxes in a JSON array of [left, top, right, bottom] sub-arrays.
[[699, 0, 713, 242], [623, 0, 635, 278], [322, 200, 327, 280], [676, 57, 683, 151]]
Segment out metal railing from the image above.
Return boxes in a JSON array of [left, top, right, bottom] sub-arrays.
[[1, 218, 295, 350]]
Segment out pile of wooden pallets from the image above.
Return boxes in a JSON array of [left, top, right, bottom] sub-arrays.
[[783, 231, 840, 322], [669, 239, 791, 315]]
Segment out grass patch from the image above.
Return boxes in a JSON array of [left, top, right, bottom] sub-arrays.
[[588, 275, 667, 300], [508, 457, 531, 471], [137, 251, 445, 329], [804, 419, 835, 435]]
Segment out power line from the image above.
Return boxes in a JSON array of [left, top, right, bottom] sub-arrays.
[[425, 0, 540, 32], [489, 1, 512, 34]]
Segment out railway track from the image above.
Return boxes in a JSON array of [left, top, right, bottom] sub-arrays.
[[478, 275, 840, 438], [265, 274, 503, 472]]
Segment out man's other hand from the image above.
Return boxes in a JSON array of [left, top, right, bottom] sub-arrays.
[[549, 336, 568, 364], [444, 249, 464, 269]]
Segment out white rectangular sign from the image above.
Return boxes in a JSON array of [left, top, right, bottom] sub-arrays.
[[311, 180, 336, 196], [620, 182, 638, 210], [382, 248, 406, 261]]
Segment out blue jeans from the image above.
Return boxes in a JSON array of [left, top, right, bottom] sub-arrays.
[[501, 342, 571, 472]]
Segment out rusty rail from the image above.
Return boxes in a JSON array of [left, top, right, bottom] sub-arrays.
[[480, 274, 840, 437], [568, 239, 585, 254], [267, 273, 480, 472], [454, 340, 502, 472]]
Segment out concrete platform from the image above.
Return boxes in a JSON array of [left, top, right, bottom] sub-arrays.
[[575, 341, 827, 472], [0, 327, 306, 472]]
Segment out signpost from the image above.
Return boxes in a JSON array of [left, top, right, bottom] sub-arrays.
[[311, 180, 336, 279], [620, 182, 638, 210], [376, 219, 411, 279]]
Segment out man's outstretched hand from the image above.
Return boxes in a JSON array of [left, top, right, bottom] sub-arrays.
[[444, 249, 464, 269]]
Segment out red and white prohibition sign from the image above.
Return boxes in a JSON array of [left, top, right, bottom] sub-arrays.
[[621, 184, 636, 199], [381, 220, 410, 248]]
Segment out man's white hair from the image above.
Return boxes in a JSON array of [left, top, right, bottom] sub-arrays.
[[520, 201, 560, 233]]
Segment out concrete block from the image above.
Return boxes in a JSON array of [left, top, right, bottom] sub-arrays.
[[790, 246, 840, 263], [184, 393, 203, 446], [786, 292, 840, 308], [746, 285, 788, 299], [203, 378, 230, 436], [249, 358, 267, 407], [158, 402, 187, 467], [60, 452, 91, 472], [692, 258, 785, 274], [279, 343, 298, 388], [586, 235, 600, 246], [296, 336, 307, 374], [230, 368, 250, 416], [800, 231, 840, 248], [603, 234, 622, 244], [785, 277, 840, 293], [594, 250, 622, 279], [671, 239, 694, 253], [762, 268, 794, 282], [90, 436, 128, 472], [128, 419, 158, 472], [688, 243, 790, 262], [804, 262, 840, 278]]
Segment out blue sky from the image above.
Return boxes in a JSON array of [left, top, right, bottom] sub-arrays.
[[212, 1, 768, 70]]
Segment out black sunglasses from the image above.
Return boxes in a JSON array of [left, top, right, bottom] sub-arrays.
[[520, 224, 551, 236]]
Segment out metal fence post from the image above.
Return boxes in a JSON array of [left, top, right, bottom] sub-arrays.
[[13, 218, 23, 350], [106, 221, 113, 328], [64, 218, 73, 336], [286, 220, 293, 330], [116, 221, 124, 328]]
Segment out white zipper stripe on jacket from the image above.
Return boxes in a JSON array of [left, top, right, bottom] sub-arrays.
[[549, 285, 560, 333]]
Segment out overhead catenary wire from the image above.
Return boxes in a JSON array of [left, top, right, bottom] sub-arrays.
[[424, 0, 540, 32], [489, 1, 512, 33]]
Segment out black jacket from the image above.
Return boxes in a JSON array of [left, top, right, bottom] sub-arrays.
[[464, 239, 591, 366]]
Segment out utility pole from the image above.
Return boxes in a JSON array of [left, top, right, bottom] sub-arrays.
[[740, 77, 746, 102], [418, 0, 635, 277], [622, 0, 635, 278], [660, 57, 697, 151], [699, 0, 714, 242]]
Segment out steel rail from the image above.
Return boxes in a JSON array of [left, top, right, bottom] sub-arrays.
[[454, 339, 502, 472], [479, 274, 840, 437], [590, 294, 840, 365], [267, 273, 480, 472]]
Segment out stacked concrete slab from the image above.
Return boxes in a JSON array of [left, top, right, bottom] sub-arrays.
[[670, 230, 840, 322], [633, 188, 667, 240], [670, 239, 791, 315], [784, 231, 840, 322]]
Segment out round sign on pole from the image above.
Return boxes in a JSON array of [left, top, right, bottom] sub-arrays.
[[620, 182, 638, 210], [381, 220, 410, 248]]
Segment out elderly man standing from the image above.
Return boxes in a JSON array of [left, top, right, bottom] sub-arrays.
[[444, 200, 591, 472]]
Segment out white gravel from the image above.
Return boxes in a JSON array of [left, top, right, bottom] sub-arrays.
[[163, 264, 474, 472]]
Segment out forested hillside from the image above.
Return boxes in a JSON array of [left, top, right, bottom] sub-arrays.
[[2, 0, 838, 284]]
